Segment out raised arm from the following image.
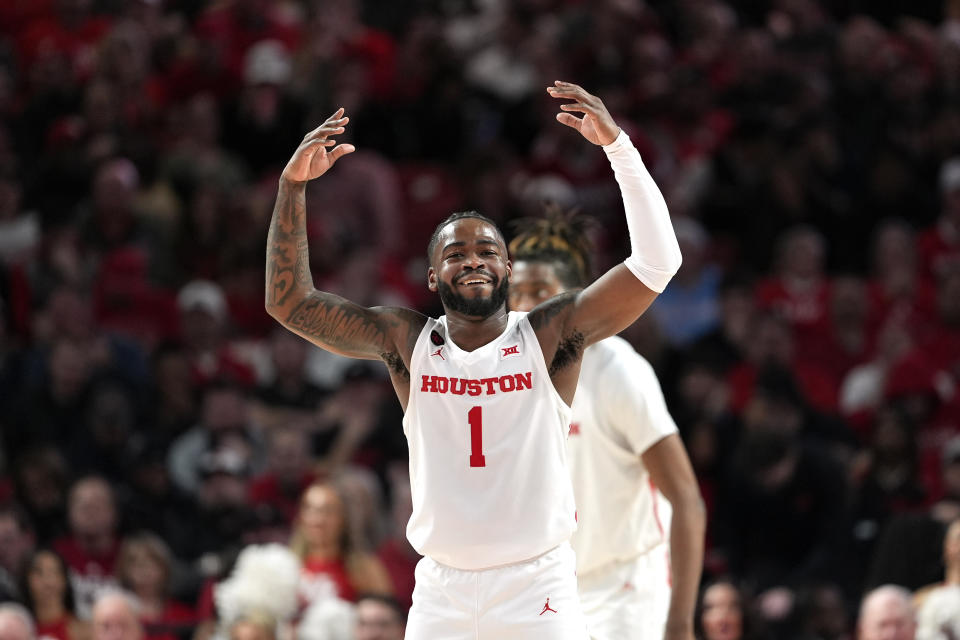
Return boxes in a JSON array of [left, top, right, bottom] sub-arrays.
[[538, 82, 681, 346], [265, 110, 425, 370]]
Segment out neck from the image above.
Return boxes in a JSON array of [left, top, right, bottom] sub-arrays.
[[947, 565, 960, 585], [444, 307, 510, 352], [306, 542, 339, 561], [78, 532, 113, 554], [35, 601, 65, 623], [137, 594, 164, 617]]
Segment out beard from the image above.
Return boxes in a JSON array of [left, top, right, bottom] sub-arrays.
[[437, 274, 510, 319]]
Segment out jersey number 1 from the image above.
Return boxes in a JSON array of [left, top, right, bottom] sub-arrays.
[[468, 406, 486, 467]]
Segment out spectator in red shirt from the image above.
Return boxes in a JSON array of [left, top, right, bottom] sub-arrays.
[[20, 548, 91, 640], [115, 534, 195, 640], [290, 481, 392, 607], [248, 426, 316, 524], [53, 477, 121, 619], [176, 280, 255, 388], [756, 225, 831, 340]]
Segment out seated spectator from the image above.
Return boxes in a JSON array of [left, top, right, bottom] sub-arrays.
[[167, 380, 264, 495], [10, 446, 70, 543], [353, 594, 405, 640], [756, 226, 831, 340], [248, 426, 316, 524], [147, 345, 198, 444], [250, 328, 329, 431], [91, 591, 144, 640], [0, 602, 37, 640], [53, 477, 121, 619], [115, 534, 195, 640], [839, 308, 914, 427], [20, 548, 91, 640], [291, 481, 392, 607], [176, 280, 255, 388], [868, 219, 933, 323], [0, 504, 34, 601], [727, 311, 838, 413], [851, 407, 926, 528], [915, 518, 960, 609], [856, 585, 916, 640], [694, 580, 762, 640], [649, 217, 721, 346]]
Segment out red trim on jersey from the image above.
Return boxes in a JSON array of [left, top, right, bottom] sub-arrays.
[[649, 479, 672, 588]]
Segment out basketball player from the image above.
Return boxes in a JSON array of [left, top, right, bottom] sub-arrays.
[[265, 81, 682, 639], [509, 210, 705, 640]]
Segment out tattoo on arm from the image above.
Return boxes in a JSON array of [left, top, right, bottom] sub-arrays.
[[266, 181, 311, 309], [286, 295, 390, 355], [527, 291, 578, 331]]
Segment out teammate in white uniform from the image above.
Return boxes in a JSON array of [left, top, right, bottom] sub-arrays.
[[264, 82, 682, 639], [509, 210, 705, 640]]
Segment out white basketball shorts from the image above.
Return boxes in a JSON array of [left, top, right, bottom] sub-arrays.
[[576, 545, 671, 640], [405, 543, 588, 640]]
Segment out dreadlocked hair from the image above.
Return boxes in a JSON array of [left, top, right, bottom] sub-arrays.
[[509, 204, 596, 288]]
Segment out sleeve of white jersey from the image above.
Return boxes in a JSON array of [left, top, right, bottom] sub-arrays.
[[597, 342, 678, 456]]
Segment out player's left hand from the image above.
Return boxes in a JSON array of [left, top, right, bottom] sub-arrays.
[[547, 81, 620, 146]]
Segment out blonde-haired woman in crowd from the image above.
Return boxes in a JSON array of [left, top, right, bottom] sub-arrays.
[[116, 533, 195, 640], [290, 480, 392, 606]]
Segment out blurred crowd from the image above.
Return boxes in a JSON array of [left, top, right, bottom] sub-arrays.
[[3, 0, 960, 638]]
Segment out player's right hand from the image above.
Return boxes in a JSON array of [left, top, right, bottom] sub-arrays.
[[281, 108, 355, 183]]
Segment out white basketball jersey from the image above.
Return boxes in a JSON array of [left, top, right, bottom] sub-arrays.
[[568, 336, 678, 576], [402, 311, 577, 570]]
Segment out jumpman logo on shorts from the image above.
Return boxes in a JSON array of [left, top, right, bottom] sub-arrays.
[[539, 598, 558, 615]]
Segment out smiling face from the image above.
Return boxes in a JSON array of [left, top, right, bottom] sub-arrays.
[[297, 484, 346, 553], [428, 217, 511, 319]]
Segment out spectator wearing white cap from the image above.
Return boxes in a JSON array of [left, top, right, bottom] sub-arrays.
[[177, 279, 256, 387]]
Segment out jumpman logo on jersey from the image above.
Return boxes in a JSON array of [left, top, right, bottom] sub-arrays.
[[430, 347, 444, 360], [501, 344, 520, 358], [539, 598, 558, 615]]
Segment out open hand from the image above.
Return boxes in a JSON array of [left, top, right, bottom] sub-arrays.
[[281, 108, 356, 183], [547, 81, 620, 146]]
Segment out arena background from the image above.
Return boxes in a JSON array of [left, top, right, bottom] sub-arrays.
[[2, 0, 960, 638]]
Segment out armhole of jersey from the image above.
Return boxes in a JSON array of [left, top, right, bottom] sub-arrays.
[[518, 313, 573, 415], [402, 319, 436, 429]]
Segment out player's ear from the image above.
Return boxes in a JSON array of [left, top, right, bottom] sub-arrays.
[[427, 266, 438, 292], [505, 260, 513, 283]]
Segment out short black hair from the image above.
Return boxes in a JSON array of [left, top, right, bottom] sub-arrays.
[[508, 204, 595, 288], [355, 593, 406, 623], [427, 210, 504, 262]]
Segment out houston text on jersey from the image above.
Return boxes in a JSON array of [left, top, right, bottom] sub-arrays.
[[419, 372, 533, 395]]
